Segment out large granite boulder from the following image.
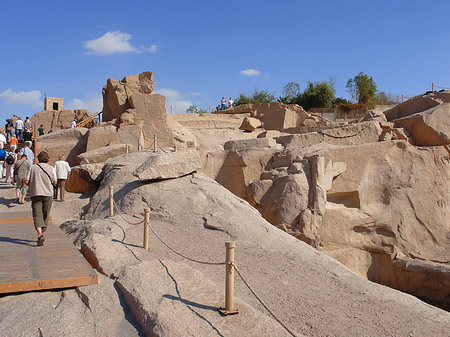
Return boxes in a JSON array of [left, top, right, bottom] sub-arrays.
[[239, 116, 262, 131], [77, 144, 132, 164], [66, 163, 103, 192], [86, 124, 120, 152], [102, 71, 155, 121], [31, 109, 91, 134], [36, 127, 88, 166], [393, 103, 450, 146], [133, 149, 202, 180], [276, 121, 382, 149], [57, 151, 450, 336]]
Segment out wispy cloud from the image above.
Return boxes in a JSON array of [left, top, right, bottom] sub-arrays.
[[0, 88, 42, 108], [65, 96, 103, 113], [240, 69, 261, 76], [140, 45, 158, 53], [155, 88, 193, 113], [84, 31, 158, 55]]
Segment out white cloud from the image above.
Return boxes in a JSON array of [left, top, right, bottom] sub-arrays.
[[84, 31, 158, 55], [84, 31, 139, 55], [0, 88, 42, 108], [155, 88, 193, 113], [140, 45, 158, 53], [240, 69, 261, 76], [65, 96, 103, 113]]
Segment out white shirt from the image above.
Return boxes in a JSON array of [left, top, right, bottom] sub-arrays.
[[15, 120, 24, 130], [0, 134, 6, 145], [70, 121, 76, 128], [54, 160, 71, 180]]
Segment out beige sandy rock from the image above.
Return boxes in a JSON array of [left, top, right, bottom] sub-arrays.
[[102, 71, 154, 121], [361, 109, 387, 122], [393, 103, 450, 146], [66, 163, 103, 193], [277, 121, 382, 149], [36, 127, 88, 166], [126, 93, 175, 148], [117, 122, 145, 152], [77, 144, 132, 164], [31, 109, 92, 134], [239, 116, 262, 131], [86, 124, 119, 152], [384, 94, 440, 121], [224, 138, 279, 151], [116, 260, 293, 337], [132, 149, 202, 180], [61, 158, 450, 336]]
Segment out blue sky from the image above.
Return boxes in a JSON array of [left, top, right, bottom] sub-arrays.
[[1, 0, 450, 122]]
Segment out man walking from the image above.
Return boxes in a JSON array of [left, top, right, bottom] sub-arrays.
[[13, 153, 31, 204], [25, 151, 56, 246], [53, 155, 71, 202], [20, 141, 34, 165]]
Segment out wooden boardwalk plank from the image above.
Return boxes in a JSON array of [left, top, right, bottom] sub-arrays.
[[0, 210, 97, 294]]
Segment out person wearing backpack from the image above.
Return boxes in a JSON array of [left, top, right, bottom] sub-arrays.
[[4, 151, 15, 183], [0, 148, 6, 179]]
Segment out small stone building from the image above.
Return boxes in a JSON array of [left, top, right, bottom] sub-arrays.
[[44, 97, 64, 111]]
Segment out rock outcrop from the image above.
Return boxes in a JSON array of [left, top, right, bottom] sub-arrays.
[[393, 103, 450, 146], [102, 71, 155, 122], [36, 128, 89, 166], [31, 109, 91, 134]]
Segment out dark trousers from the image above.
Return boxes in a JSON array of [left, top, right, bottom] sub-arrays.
[[31, 196, 52, 231], [54, 179, 66, 201]]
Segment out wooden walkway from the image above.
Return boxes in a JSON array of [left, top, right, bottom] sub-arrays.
[[0, 210, 97, 294]]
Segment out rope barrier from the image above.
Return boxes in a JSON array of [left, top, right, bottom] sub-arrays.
[[147, 222, 226, 266], [157, 143, 171, 154], [109, 190, 297, 337], [234, 265, 298, 337], [112, 199, 145, 226]]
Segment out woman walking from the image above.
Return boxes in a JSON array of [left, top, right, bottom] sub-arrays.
[[25, 151, 56, 246]]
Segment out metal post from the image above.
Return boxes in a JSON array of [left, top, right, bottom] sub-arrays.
[[109, 186, 114, 217], [154, 134, 157, 152], [401, 94, 404, 103], [143, 208, 150, 249], [432, 83, 434, 92], [209, 106, 211, 114], [219, 241, 238, 315]]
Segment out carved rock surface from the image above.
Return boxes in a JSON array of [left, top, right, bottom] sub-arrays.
[[133, 149, 202, 180]]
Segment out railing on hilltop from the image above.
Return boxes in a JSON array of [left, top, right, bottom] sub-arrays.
[[77, 111, 102, 128]]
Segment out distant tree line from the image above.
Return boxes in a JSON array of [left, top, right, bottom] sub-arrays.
[[186, 72, 397, 113], [232, 72, 396, 111]]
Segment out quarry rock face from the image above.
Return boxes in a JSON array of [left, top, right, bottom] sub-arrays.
[[393, 103, 450, 146], [239, 116, 262, 131], [133, 149, 202, 180], [101, 71, 155, 121], [66, 163, 103, 192], [36, 127, 88, 166], [77, 144, 132, 164], [31, 109, 91, 134]]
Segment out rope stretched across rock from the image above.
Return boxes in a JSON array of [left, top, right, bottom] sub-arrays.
[[233, 264, 298, 337], [111, 198, 297, 336], [112, 199, 145, 226]]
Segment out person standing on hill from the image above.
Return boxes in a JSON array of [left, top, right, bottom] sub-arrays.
[[15, 117, 24, 140], [20, 141, 34, 165], [8, 134, 18, 153], [25, 151, 56, 246], [0, 132, 6, 149], [53, 155, 71, 202], [13, 153, 31, 204], [38, 124, 45, 136], [70, 120, 76, 128]]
